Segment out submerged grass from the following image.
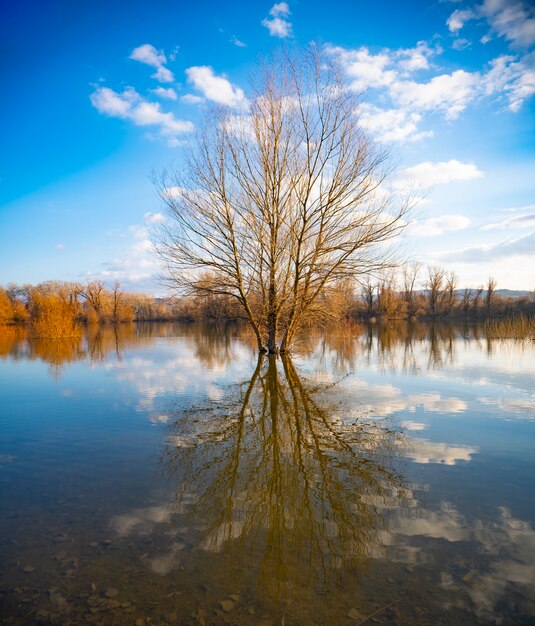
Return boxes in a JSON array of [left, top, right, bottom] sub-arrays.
[[484, 314, 535, 339]]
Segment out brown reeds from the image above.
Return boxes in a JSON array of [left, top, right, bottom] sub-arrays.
[[484, 314, 535, 339]]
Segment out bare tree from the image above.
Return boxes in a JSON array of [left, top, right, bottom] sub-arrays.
[[81, 280, 106, 321], [376, 272, 405, 319], [111, 281, 123, 322], [402, 263, 420, 318], [361, 278, 376, 317], [442, 271, 457, 316], [461, 288, 472, 316], [485, 277, 497, 315], [426, 267, 446, 318], [154, 47, 411, 353], [473, 285, 484, 313]]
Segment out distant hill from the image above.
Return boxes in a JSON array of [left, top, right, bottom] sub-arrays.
[[495, 289, 532, 298], [460, 288, 532, 299], [414, 289, 532, 299]]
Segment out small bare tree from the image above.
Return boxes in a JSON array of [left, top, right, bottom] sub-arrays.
[[361, 278, 376, 317], [426, 267, 446, 318], [485, 277, 497, 315], [461, 288, 472, 316], [402, 263, 420, 318], [111, 281, 123, 322], [473, 285, 484, 313], [376, 272, 405, 319], [154, 47, 411, 353], [81, 280, 106, 321], [442, 272, 457, 316]]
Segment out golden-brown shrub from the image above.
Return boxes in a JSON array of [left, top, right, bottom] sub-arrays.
[[0, 289, 13, 325], [29, 292, 82, 339], [11, 300, 29, 323]]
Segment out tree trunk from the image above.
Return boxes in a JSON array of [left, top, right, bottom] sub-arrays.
[[266, 267, 278, 353], [267, 313, 278, 353]]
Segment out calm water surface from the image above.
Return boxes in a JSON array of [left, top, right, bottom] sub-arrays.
[[0, 322, 534, 625]]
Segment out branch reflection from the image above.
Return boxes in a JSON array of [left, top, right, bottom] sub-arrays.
[[162, 354, 408, 602]]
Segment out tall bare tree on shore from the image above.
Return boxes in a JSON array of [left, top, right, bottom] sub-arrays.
[[154, 47, 411, 353], [442, 272, 457, 315], [402, 263, 420, 318], [485, 277, 497, 314], [361, 278, 376, 317], [426, 267, 446, 318]]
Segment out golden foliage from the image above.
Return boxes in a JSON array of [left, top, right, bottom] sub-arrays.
[[0, 289, 12, 325], [29, 293, 82, 339]]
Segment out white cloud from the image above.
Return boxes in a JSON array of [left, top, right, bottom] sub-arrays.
[[132, 101, 186, 132], [359, 104, 433, 142], [91, 85, 137, 117], [327, 46, 397, 91], [270, 2, 290, 16], [55, 243, 65, 250], [483, 53, 535, 111], [90, 86, 193, 143], [262, 17, 292, 38], [334, 46, 469, 118], [152, 66, 174, 83], [230, 35, 247, 47], [482, 212, 535, 230], [151, 87, 177, 100], [180, 93, 205, 105], [441, 231, 535, 263], [391, 69, 480, 119], [262, 2, 292, 38], [501, 203, 535, 213], [185, 66, 246, 107], [327, 42, 439, 93], [144, 212, 166, 224], [447, 8, 475, 32], [452, 37, 472, 50], [130, 43, 166, 68], [96, 222, 163, 289], [396, 159, 484, 188], [410, 214, 472, 237], [397, 41, 438, 72], [481, 0, 535, 47], [129, 43, 174, 83], [447, 1, 535, 48], [328, 39, 535, 126]]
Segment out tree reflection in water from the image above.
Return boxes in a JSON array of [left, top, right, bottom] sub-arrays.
[[162, 354, 409, 610]]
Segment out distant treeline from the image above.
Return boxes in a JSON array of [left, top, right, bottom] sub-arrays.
[[0, 280, 180, 337], [0, 267, 533, 339], [356, 267, 534, 321], [0, 279, 253, 338]]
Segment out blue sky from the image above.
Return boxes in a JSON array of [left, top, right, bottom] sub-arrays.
[[1, 0, 534, 292]]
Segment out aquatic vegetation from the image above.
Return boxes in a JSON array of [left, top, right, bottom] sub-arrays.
[[485, 314, 535, 339]]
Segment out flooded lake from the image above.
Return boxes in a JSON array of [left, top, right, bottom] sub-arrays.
[[1, 322, 534, 625]]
